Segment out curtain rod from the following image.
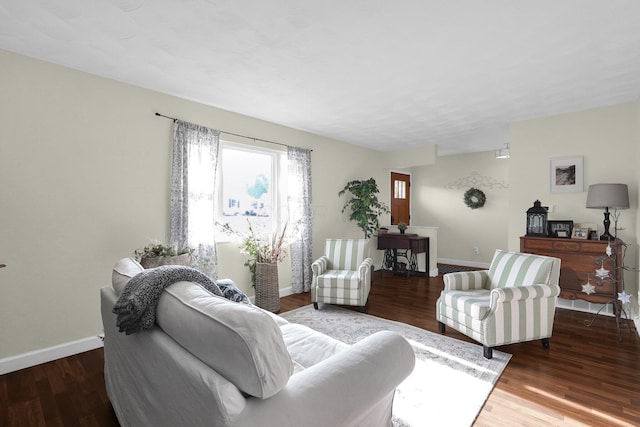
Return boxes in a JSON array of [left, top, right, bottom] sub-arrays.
[[155, 112, 311, 151]]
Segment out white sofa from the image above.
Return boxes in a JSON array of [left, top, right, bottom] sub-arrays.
[[101, 258, 415, 427]]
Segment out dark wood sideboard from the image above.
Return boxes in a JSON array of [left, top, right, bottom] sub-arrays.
[[377, 233, 429, 274], [520, 236, 623, 305]]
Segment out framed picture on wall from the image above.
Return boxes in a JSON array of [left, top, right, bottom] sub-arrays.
[[550, 156, 584, 193]]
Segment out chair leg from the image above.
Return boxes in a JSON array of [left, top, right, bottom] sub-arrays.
[[483, 346, 493, 359], [313, 302, 319, 310], [438, 321, 446, 334], [541, 338, 550, 349]]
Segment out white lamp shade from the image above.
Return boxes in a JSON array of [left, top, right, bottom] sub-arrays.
[[586, 183, 629, 209]]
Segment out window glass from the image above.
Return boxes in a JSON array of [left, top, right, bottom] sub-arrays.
[[219, 143, 284, 237], [394, 179, 406, 199]]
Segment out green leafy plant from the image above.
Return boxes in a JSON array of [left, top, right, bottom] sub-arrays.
[[220, 220, 292, 286], [339, 178, 390, 239], [397, 222, 408, 233], [134, 241, 194, 262]]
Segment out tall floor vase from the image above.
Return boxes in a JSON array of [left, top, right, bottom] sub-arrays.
[[255, 262, 280, 312]]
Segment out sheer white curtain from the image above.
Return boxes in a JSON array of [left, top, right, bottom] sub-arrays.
[[170, 120, 221, 279], [287, 147, 312, 293]]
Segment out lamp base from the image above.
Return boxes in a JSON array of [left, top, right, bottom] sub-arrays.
[[600, 232, 615, 241]]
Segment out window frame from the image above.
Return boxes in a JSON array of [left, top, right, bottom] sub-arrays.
[[216, 140, 287, 241]]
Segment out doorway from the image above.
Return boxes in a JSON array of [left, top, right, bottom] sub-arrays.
[[390, 172, 410, 225]]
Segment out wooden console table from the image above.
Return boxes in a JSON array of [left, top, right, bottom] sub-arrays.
[[519, 236, 637, 340], [377, 233, 429, 274], [520, 236, 623, 305]]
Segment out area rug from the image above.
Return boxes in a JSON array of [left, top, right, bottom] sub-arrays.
[[280, 305, 511, 427]]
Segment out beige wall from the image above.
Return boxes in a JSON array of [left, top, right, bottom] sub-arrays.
[[2, 47, 638, 361], [410, 151, 510, 265], [0, 50, 409, 359], [508, 102, 639, 315]]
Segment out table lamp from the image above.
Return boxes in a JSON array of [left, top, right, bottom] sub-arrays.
[[586, 183, 629, 240]]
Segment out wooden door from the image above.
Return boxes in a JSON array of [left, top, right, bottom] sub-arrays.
[[390, 172, 410, 225]]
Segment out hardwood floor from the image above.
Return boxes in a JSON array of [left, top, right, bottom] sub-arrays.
[[2, 270, 639, 426]]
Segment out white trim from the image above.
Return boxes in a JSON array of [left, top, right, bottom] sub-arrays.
[[279, 286, 294, 298], [437, 258, 491, 269], [0, 336, 104, 375], [249, 285, 294, 304]]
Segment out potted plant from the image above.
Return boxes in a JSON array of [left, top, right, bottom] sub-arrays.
[[397, 222, 408, 234], [339, 178, 390, 239], [134, 241, 194, 269], [220, 220, 292, 312]]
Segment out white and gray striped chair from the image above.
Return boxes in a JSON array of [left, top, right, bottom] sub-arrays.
[[436, 249, 561, 359], [311, 239, 373, 311]]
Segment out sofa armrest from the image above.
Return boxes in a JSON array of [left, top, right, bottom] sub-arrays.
[[358, 257, 373, 278], [443, 270, 489, 291], [237, 331, 415, 427], [311, 256, 329, 278], [490, 283, 561, 306]]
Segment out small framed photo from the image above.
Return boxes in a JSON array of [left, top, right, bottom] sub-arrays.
[[575, 223, 598, 240], [572, 227, 589, 239], [550, 156, 584, 193], [548, 220, 574, 238]]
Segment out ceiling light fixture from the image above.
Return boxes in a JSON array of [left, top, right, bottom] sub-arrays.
[[495, 143, 510, 159]]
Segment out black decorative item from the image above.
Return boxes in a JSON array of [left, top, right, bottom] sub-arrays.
[[586, 183, 630, 241], [464, 188, 486, 209], [526, 200, 548, 236]]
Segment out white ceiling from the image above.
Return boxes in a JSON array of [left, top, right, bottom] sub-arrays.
[[2, 1, 640, 155]]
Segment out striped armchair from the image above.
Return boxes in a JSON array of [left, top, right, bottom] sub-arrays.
[[436, 249, 561, 359], [311, 239, 373, 311]]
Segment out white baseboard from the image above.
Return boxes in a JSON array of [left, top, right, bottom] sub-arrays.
[[1, 287, 296, 376], [374, 263, 438, 277], [0, 336, 104, 375], [279, 286, 294, 297], [437, 258, 491, 269]]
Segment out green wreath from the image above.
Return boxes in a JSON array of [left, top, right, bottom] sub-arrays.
[[464, 187, 486, 209]]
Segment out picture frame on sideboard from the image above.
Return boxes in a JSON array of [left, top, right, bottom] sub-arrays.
[[548, 220, 574, 238], [572, 227, 589, 239]]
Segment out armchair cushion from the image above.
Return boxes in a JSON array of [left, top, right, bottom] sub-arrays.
[[325, 239, 368, 270], [440, 289, 492, 320], [487, 250, 554, 288]]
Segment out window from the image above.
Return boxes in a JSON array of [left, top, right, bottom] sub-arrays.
[[394, 179, 407, 199], [218, 141, 287, 237]]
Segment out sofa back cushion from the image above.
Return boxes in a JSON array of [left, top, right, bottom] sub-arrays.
[[488, 250, 554, 289], [112, 257, 145, 295], [156, 282, 293, 399], [325, 239, 368, 270]]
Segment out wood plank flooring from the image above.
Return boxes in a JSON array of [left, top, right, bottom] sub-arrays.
[[2, 270, 639, 426]]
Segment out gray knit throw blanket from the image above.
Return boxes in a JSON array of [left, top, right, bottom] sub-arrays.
[[112, 265, 223, 335]]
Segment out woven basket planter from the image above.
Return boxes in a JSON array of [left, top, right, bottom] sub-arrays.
[[140, 253, 192, 269], [255, 262, 280, 312]]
